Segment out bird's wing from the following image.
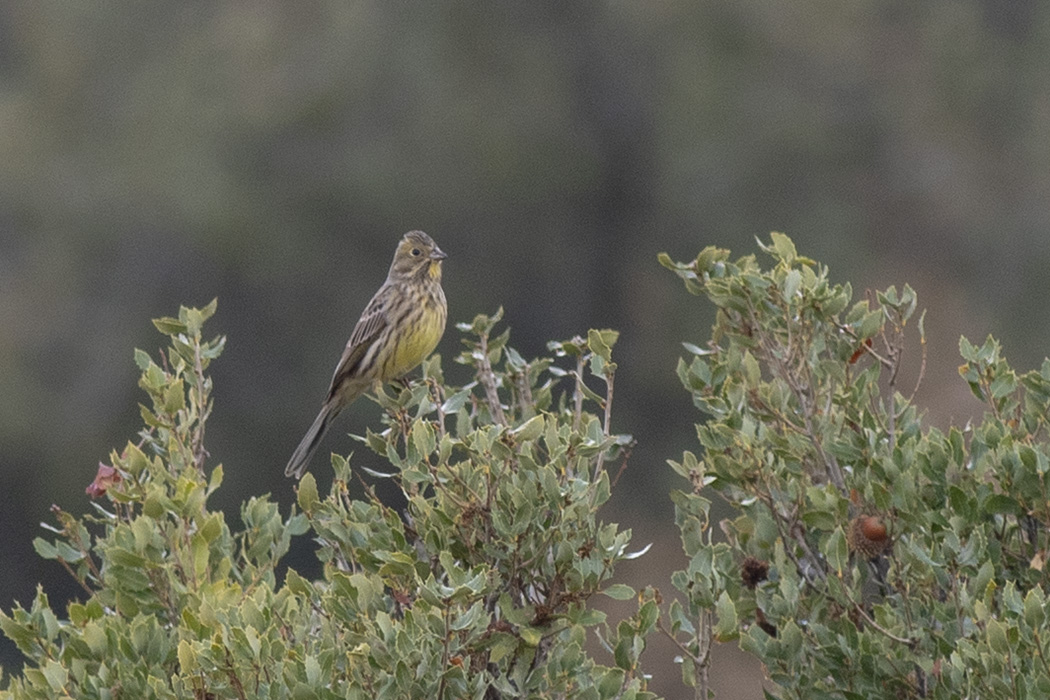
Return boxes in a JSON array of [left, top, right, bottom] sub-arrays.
[[346, 286, 390, 350], [324, 285, 392, 401]]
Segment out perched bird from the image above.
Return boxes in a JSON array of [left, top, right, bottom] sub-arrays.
[[285, 230, 448, 478]]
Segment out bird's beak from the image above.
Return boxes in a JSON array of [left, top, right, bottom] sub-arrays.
[[430, 246, 447, 261]]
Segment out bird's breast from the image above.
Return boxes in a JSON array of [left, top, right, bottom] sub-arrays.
[[385, 287, 447, 378]]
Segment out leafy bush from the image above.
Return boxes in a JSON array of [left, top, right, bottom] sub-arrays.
[[0, 303, 653, 699], [660, 234, 1050, 699], [7, 234, 1050, 700]]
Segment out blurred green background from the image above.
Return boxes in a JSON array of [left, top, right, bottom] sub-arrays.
[[3, 2, 1049, 696]]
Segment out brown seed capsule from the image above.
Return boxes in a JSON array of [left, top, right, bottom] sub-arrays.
[[861, 515, 887, 542], [847, 515, 891, 559], [741, 556, 770, 589]]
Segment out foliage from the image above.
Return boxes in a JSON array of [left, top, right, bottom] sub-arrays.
[[0, 303, 655, 699], [10, 233, 1050, 699], [660, 234, 1050, 698]]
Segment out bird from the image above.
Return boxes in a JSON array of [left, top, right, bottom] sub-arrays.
[[285, 230, 448, 478]]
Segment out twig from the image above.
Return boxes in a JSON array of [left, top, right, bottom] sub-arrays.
[[224, 647, 249, 700], [572, 351, 586, 431], [437, 604, 452, 700], [610, 445, 633, 488], [476, 331, 507, 426], [56, 558, 95, 597], [593, 367, 615, 482], [904, 322, 927, 406], [429, 378, 446, 442], [191, 340, 210, 472], [656, 612, 711, 700], [842, 585, 915, 646], [791, 521, 829, 584], [515, 364, 534, 417]]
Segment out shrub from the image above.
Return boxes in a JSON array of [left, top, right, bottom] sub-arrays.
[[0, 303, 654, 699], [660, 234, 1050, 699], [7, 234, 1050, 700]]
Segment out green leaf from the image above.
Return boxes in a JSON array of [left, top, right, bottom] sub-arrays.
[[32, 538, 58, 560], [987, 618, 1010, 654], [602, 584, 636, 601], [152, 316, 187, 336], [959, 336, 977, 362], [304, 654, 322, 685], [125, 442, 150, 476], [199, 298, 218, 324], [498, 594, 534, 626], [40, 660, 68, 693], [410, 419, 436, 459], [713, 591, 738, 641], [519, 626, 543, 647], [1025, 588, 1047, 628], [199, 513, 223, 543], [825, 527, 849, 575], [284, 569, 313, 597], [487, 633, 518, 664], [296, 473, 319, 512], [598, 668, 626, 698], [207, 463, 224, 495], [133, 348, 152, 371], [637, 599, 659, 635], [511, 415, 545, 443], [801, 509, 837, 532], [679, 654, 697, 688], [989, 373, 1017, 402], [983, 494, 1022, 516], [143, 494, 165, 518], [588, 329, 619, 362], [139, 404, 162, 428], [769, 232, 797, 262], [450, 602, 487, 632], [67, 603, 88, 627], [191, 533, 209, 577], [177, 639, 197, 671], [163, 380, 185, 414], [441, 387, 473, 414], [823, 287, 850, 316], [856, 310, 883, 340], [782, 268, 802, 300], [780, 619, 803, 657]]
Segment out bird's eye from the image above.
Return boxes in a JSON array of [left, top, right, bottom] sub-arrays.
[[411, 248, 422, 257]]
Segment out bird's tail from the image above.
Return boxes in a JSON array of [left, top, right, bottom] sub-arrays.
[[285, 405, 337, 479]]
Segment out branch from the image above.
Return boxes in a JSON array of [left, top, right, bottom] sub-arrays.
[[476, 331, 507, 426], [593, 365, 615, 482]]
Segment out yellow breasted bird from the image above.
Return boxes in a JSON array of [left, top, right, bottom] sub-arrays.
[[285, 230, 447, 478]]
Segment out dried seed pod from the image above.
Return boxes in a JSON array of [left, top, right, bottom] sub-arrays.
[[847, 515, 890, 559], [741, 556, 770, 589]]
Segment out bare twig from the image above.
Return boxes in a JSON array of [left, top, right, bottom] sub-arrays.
[[593, 366, 615, 482], [476, 331, 507, 426], [191, 341, 211, 472], [429, 378, 446, 442], [840, 577, 915, 646], [56, 558, 95, 597], [610, 444, 633, 488], [437, 604, 452, 700], [515, 363, 534, 417], [657, 611, 711, 700], [572, 350, 586, 431]]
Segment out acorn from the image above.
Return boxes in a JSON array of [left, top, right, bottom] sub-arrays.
[[847, 515, 890, 559]]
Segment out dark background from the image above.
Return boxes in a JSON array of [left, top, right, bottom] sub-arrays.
[[3, 3, 1049, 697]]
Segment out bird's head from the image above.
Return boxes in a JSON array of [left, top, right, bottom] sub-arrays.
[[389, 230, 446, 282]]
